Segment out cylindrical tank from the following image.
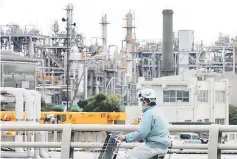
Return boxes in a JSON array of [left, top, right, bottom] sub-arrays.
[[89, 45, 98, 54], [52, 21, 59, 33], [0, 50, 38, 89], [162, 9, 175, 76]]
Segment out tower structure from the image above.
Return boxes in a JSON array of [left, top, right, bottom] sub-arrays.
[[100, 14, 110, 58]]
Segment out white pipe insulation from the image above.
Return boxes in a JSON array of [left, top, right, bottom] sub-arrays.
[[29, 90, 50, 158], [0, 87, 24, 152], [1, 132, 50, 158], [28, 90, 40, 158], [39, 132, 50, 158], [0, 87, 50, 158], [28, 90, 41, 123], [1, 152, 30, 158], [18, 88, 34, 122], [18, 88, 35, 158]]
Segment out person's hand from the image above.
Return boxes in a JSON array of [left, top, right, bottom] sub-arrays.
[[117, 135, 126, 141]]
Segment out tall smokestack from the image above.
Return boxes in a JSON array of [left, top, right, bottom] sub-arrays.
[[162, 9, 175, 76]]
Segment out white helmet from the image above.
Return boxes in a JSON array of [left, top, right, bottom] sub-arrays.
[[138, 88, 156, 104]]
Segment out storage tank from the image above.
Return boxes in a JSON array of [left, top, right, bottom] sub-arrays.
[[69, 45, 84, 94], [0, 50, 38, 89], [89, 45, 97, 55]]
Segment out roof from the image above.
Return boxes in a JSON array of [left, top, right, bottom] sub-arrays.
[[0, 50, 38, 63]]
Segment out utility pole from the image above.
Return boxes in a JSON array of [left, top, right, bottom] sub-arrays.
[[62, 17, 76, 111]]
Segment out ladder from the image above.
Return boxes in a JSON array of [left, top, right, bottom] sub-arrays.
[[98, 132, 120, 159]]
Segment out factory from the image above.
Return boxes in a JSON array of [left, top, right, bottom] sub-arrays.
[[1, 3, 237, 159], [1, 3, 237, 123], [126, 9, 236, 126]]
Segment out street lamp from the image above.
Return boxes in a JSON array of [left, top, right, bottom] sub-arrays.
[[62, 17, 76, 111]]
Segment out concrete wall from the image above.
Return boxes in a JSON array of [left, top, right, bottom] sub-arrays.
[[214, 73, 237, 105]]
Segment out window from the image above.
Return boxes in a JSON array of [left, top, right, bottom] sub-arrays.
[[204, 119, 209, 122], [215, 91, 225, 103], [197, 119, 202, 122], [173, 136, 181, 140], [163, 90, 189, 103], [192, 135, 199, 140], [185, 120, 191, 122], [163, 90, 176, 102], [61, 114, 67, 122], [57, 114, 67, 123], [177, 90, 189, 102], [229, 134, 235, 140], [198, 90, 208, 102], [215, 118, 225, 125], [180, 134, 191, 139]]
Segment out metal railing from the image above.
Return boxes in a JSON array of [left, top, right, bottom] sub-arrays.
[[1, 124, 237, 159]]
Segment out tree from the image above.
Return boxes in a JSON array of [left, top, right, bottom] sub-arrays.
[[78, 93, 120, 112], [69, 109, 80, 112], [69, 105, 82, 112], [41, 105, 64, 112], [49, 107, 64, 112], [41, 97, 64, 112], [229, 104, 237, 125]]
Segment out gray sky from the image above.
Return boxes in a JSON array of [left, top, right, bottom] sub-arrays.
[[1, 0, 237, 46]]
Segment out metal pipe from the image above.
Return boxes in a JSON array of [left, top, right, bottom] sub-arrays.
[[0, 124, 210, 131], [71, 143, 209, 149], [66, 18, 70, 111], [233, 47, 236, 73], [2, 123, 237, 132], [28, 90, 41, 158], [2, 142, 237, 150], [28, 90, 41, 123], [219, 125, 237, 132], [18, 88, 34, 122], [18, 88, 35, 158], [70, 78, 75, 104], [39, 131, 50, 158], [0, 152, 31, 158], [0, 87, 24, 152], [84, 65, 88, 100], [218, 144, 237, 150], [0, 87, 24, 121], [72, 124, 212, 132]]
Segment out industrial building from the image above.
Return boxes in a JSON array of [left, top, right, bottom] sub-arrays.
[[0, 3, 236, 110], [125, 72, 235, 143], [136, 72, 230, 124], [0, 4, 138, 107], [1, 3, 237, 159], [137, 30, 237, 79]]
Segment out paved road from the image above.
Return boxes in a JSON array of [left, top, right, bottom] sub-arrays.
[[49, 152, 236, 159]]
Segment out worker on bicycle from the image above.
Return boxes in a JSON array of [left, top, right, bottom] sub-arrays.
[[117, 88, 170, 159]]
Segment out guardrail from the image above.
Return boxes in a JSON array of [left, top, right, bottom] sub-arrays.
[[1, 124, 237, 159]]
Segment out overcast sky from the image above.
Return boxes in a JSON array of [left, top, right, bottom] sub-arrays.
[[1, 0, 237, 46]]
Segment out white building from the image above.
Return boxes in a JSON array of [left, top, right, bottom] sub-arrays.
[[134, 72, 230, 124]]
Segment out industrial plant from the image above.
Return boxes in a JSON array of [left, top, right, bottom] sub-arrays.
[[1, 4, 236, 106], [1, 2, 237, 158]]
